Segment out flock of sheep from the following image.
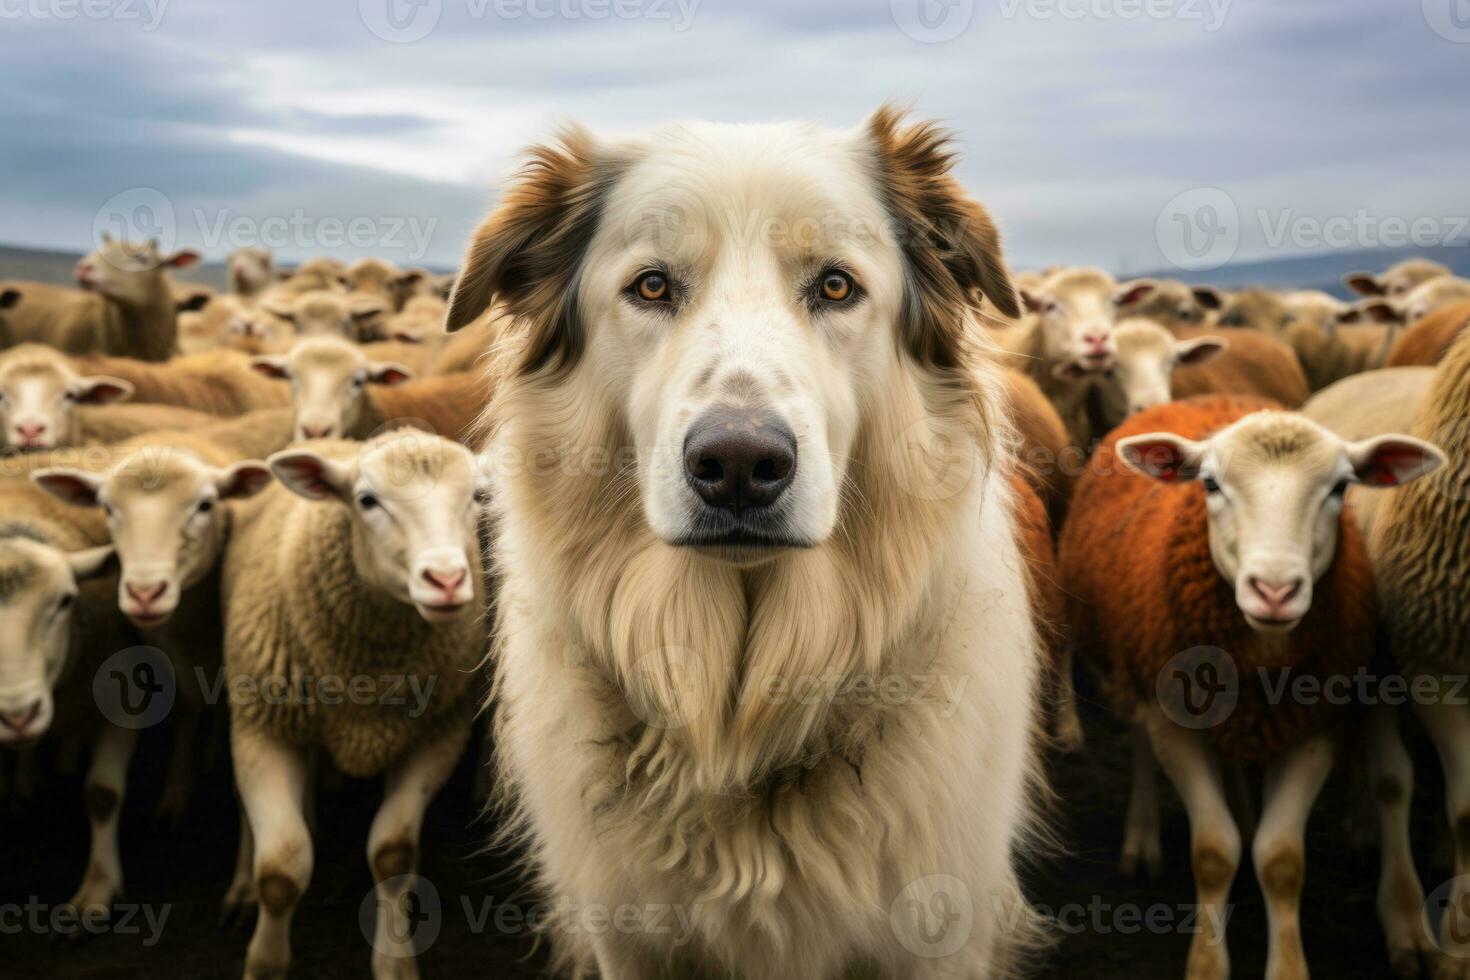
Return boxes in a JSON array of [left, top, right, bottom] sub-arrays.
[[1, 234, 1469, 980]]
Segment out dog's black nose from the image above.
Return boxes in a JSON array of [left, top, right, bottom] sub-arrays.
[[683, 410, 796, 511]]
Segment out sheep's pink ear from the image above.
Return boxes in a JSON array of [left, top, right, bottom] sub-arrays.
[[72, 376, 134, 406], [1, 287, 20, 309], [32, 469, 105, 507], [268, 451, 352, 502], [1176, 336, 1227, 366], [250, 356, 291, 380], [166, 250, 201, 270], [1346, 436, 1444, 487], [1344, 272, 1383, 297], [367, 362, 413, 386], [1192, 286, 1225, 310], [67, 545, 117, 582], [1113, 280, 1155, 308], [216, 461, 274, 500], [1116, 433, 1205, 483]]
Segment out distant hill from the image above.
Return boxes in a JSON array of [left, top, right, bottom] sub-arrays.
[[1129, 244, 1470, 300]]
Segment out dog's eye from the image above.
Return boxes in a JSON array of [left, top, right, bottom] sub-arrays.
[[819, 272, 854, 303], [634, 272, 670, 303]]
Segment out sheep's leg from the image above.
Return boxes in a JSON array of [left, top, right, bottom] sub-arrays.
[[233, 725, 312, 980], [366, 723, 469, 980], [1052, 646, 1084, 752], [220, 795, 257, 927], [1412, 696, 1470, 972], [66, 723, 138, 918], [1254, 735, 1333, 980], [1367, 703, 1436, 978], [1120, 723, 1163, 879], [155, 703, 199, 823], [1147, 712, 1238, 980]]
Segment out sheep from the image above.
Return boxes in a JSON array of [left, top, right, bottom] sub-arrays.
[[170, 280, 216, 316], [1113, 277, 1225, 333], [271, 258, 348, 297], [344, 257, 402, 300], [261, 288, 388, 342], [1002, 367, 1075, 532], [0, 344, 134, 451], [1283, 316, 1399, 392], [1385, 298, 1470, 367], [223, 430, 486, 979], [250, 336, 489, 445], [1360, 325, 1470, 973], [383, 294, 448, 345], [1008, 469, 1076, 752], [1059, 394, 1442, 980], [33, 434, 274, 823], [1171, 324, 1309, 406], [71, 349, 291, 416], [427, 305, 505, 376], [177, 294, 293, 357], [1302, 366, 1434, 540], [0, 477, 132, 919], [1356, 275, 1470, 328], [0, 235, 200, 361], [227, 247, 275, 300], [1344, 257, 1452, 299]]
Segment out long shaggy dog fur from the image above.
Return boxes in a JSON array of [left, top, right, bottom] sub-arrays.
[[463, 110, 1047, 979]]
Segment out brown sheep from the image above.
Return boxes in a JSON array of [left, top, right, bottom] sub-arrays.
[[1171, 325, 1309, 406], [1345, 257, 1451, 299], [1364, 325, 1470, 971], [71, 350, 291, 416], [1060, 394, 1440, 980], [1282, 318, 1398, 392], [1384, 299, 1470, 367], [0, 237, 199, 361], [1002, 367, 1074, 531], [1009, 471, 1076, 751], [176, 294, 293, 357], [1114, 277, 1224, 334]]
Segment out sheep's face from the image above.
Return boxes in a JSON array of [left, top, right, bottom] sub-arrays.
[[0, 538, 114, 743], [32, 454, 273, 628], [75, 235, 200, 306], [1092, 321, 1226, 429], [228, 247, 274, 297], [1346, 260, 1452, 299], [1120, 413, 1444, 632], [1216, 289, 1290, 333], [1023, 269, 1124, 379], [1402, 277, 1470, 326], [0, 352, 133, 451], [264, 290, 387, 340], [347, 258, 401, 298], [269, 434, 482, 624], [1114, 279, 1222, 333], [250, 337, 411, 441]]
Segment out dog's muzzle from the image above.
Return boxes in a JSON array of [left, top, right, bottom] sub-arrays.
[[677, 406, 802, 548]]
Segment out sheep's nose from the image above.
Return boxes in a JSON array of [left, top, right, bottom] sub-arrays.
[[683, 410, 797, 511], [422, 568, 466, 594], [1248, 576, 1303, 610], [301, 424, 335, 439], [126, 582, 168, 606], [16, 423, 46, 439], [0, 700, 41, 734]]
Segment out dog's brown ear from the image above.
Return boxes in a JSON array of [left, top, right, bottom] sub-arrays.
[[867, 106, 1019, 369], [446, 125, 616, 375]]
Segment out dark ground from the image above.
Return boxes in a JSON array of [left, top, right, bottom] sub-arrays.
[[0, 669, 1448, 979]]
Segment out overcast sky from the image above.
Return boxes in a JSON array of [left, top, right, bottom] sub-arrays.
[[1, 0, 1466, 275]]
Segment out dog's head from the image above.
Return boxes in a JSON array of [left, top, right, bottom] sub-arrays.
[[449, 108, 1017, 564]]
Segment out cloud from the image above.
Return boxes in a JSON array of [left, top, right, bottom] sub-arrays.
[[0, 0, 1466, 273]]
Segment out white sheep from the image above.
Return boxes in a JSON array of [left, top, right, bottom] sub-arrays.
[[223, 430, 486, 979]]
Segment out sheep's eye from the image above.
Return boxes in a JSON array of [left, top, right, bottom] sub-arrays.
[[357, 493, 380, 511], [1202, 476, 1222, 494], [62, 391, 77, 402], [1329, 478, 1350, 499], [819, 271, 854, 303], [57, 593, 76, 611], [633, 272, 669, 303], [197, 499, 214, 514], [1044, 300, 1061, 315]]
